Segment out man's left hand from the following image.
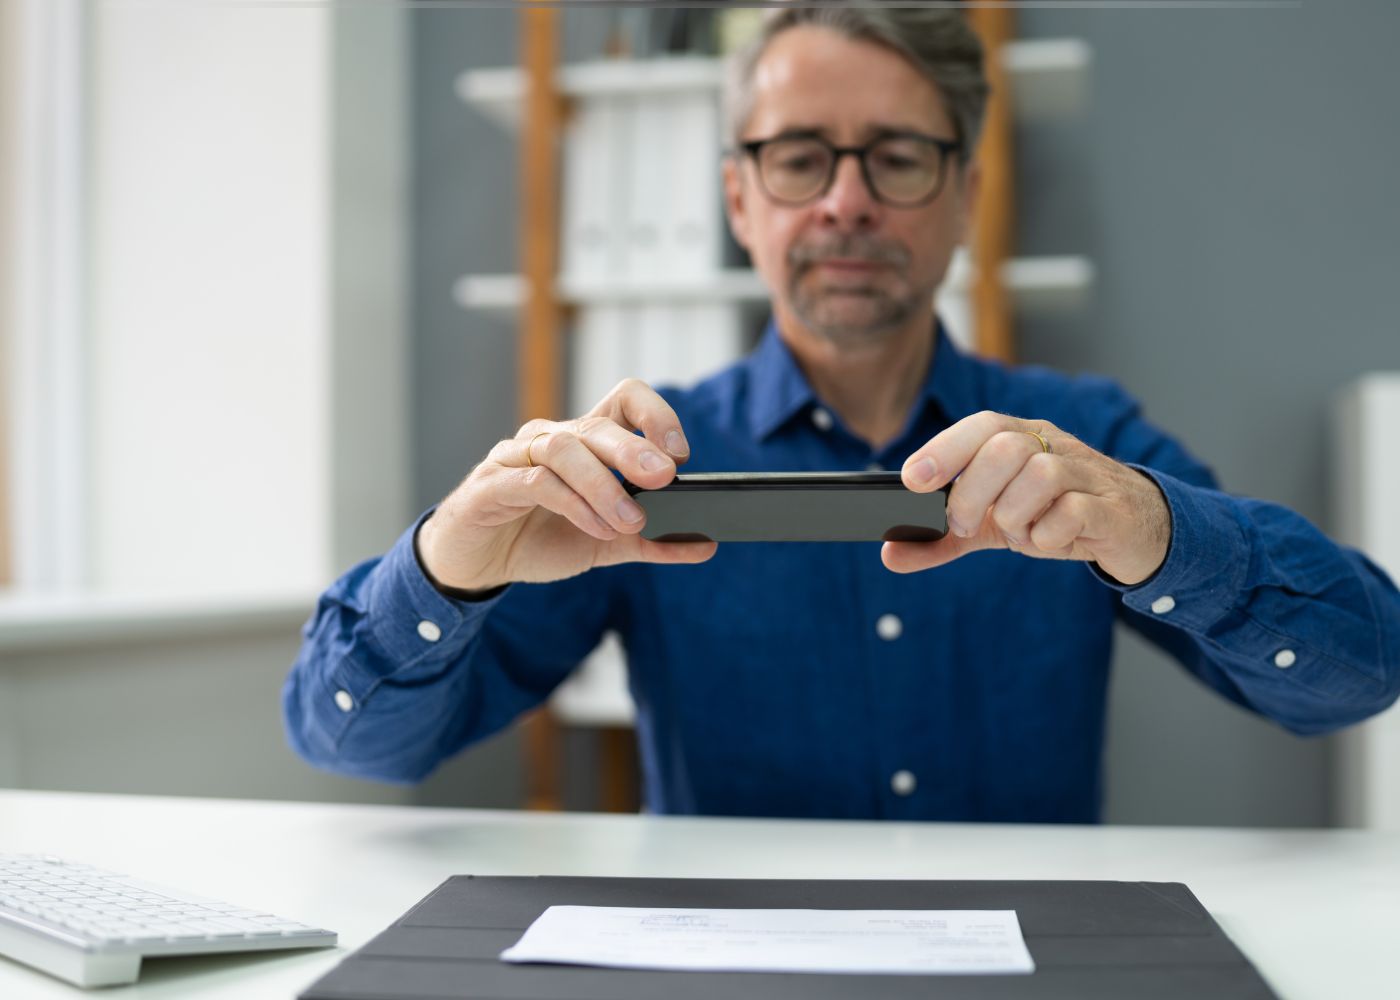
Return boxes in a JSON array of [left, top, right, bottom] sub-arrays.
[[885, 411, 1171, 586]]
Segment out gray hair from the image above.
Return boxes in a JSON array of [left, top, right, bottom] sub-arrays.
[[723, 6, 988, 164]]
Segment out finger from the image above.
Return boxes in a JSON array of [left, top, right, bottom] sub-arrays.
[[480, 463, 619, 542], [505, 416, 676, 491], [594, 534, 719, 569], [879, 528, 1001, 574], [568, 414, 677, 490], [900, 410, 1017, 492], [514, 416, 556, 444], [943, 429, 1045, 539], [495, 422, 564, 469], [988, 451, 1085, 547], [589, 378, 691, 462], [902, 411, 1062, 494], [1028, 491, 1104, 558], [527, 430, 649, 534]]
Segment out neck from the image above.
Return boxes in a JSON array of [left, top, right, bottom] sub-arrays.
[[777, 310, 937, 451]]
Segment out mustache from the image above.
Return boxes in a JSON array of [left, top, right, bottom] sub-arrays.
[[788, 236, 909, 270]]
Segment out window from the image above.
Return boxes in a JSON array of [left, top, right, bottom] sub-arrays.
[[2, 1, 410, 604]]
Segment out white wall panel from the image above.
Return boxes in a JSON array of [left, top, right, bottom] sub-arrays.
[[1332, 375, 1400, 829]]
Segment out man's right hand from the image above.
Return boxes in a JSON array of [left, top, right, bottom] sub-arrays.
[[415, 379, 717, 594]]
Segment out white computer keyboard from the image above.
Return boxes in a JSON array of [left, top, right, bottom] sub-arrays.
[[0, 854, 337, 988]]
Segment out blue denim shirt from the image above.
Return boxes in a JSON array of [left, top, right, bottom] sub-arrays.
[[284, 323, 1400, 822]]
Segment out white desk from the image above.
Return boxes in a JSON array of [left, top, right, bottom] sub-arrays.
[[1, 790, 1396, 998]]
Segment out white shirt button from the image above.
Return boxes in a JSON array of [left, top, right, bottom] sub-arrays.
[[417, 619, 443, 642], [876, 613, 903, 641], [891, 770, 917, 796], [334, 690, 354, 713], [1150, 595, 1176, 615], [1274, 649, 1297, 669], [811, 407, 834, 431]]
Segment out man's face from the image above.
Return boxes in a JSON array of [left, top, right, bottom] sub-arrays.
[[724, 26, 977, 348]]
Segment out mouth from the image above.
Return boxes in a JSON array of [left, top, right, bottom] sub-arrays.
[[813, 259, 885, 273]]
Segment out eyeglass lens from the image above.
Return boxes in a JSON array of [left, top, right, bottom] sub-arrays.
[[756, 136, 946, 205]]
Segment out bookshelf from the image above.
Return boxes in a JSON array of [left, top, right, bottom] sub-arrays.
[[455, 37, 1097, 350], [457, 40, 1090, 130], [455, 254, 1093, 314], [461, 10, 1095, 810]]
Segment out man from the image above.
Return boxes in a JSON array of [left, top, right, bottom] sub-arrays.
[[284, 7, 1400, 822]]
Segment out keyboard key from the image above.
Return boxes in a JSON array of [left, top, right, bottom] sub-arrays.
[[0, 855, 336, 988]]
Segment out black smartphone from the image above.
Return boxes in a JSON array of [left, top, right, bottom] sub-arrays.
[[623, 471, 948, 543]]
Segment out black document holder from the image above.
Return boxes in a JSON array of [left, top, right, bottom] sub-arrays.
[[298, 875, 1278, 1000]]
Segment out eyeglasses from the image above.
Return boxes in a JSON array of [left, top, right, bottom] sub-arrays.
[[736, 131, 962, 208]]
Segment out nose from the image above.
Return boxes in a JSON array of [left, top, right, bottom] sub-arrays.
[[815, 152, 879, 230]]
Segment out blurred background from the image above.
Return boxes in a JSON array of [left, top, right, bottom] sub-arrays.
[[1, 0, 1398, 829]]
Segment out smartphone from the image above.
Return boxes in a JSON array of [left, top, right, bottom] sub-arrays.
[[623, 471, 949, 543]]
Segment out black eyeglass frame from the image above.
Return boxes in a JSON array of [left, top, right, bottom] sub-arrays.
[[735, 131, 964, 208]]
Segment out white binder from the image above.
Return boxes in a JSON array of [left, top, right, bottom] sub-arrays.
[[621, 95, 667, 283], [561, 97, 624, 286], [663, 91, 722, 280], [568, 305, 629, 415]]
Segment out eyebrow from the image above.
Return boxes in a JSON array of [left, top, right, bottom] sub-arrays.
[[765, 123, 944, 142]]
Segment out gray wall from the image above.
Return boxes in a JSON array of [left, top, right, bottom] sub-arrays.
[[1015, 1, 1400, 826], [408, 8, 618, 809], [0, 624, 415, 806], [407, 6, 521, 809], [409, 4, 1400, 824]]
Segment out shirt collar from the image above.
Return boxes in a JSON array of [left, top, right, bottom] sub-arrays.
[[742, 323, 817, 441], [743, 317, 981, 442]]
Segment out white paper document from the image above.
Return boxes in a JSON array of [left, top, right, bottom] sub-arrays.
[[500, 906, 1036, 975]]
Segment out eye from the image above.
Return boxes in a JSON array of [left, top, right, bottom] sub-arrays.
[[775, 152, 824, 172], [874, 152, 921, 171], [871, 141, 932, 172], [761, 139, 830, 176]]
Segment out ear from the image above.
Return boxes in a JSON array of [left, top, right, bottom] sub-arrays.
[[954, 159, 981, 246], [722, 155, 751, 252]]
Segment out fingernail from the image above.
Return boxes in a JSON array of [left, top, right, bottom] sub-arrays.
[[617, 498, 644, 523], [948, 513, 967, 537], [665, 430, 689, 456], [909, 458, 937, 485], [640, 450, 666, 472]]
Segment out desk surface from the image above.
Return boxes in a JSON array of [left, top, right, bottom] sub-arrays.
[[1, 790, 1396, 999]]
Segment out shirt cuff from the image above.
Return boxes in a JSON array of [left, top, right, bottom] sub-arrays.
[[1092, 467, 1250, 633], [346, 509, 509, 690]]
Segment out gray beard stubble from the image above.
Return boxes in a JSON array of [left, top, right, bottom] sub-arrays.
[[785, 236, 920, 347]]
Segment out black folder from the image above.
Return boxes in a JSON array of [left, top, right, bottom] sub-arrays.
[[299, 875, 1278, 1000]]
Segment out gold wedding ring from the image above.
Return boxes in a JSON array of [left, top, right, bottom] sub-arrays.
[[524, 431, 550, 467], [1025, 429, 1053, 455]]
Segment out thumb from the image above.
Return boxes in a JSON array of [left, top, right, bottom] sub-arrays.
[[881, 518, 1005, 574]]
